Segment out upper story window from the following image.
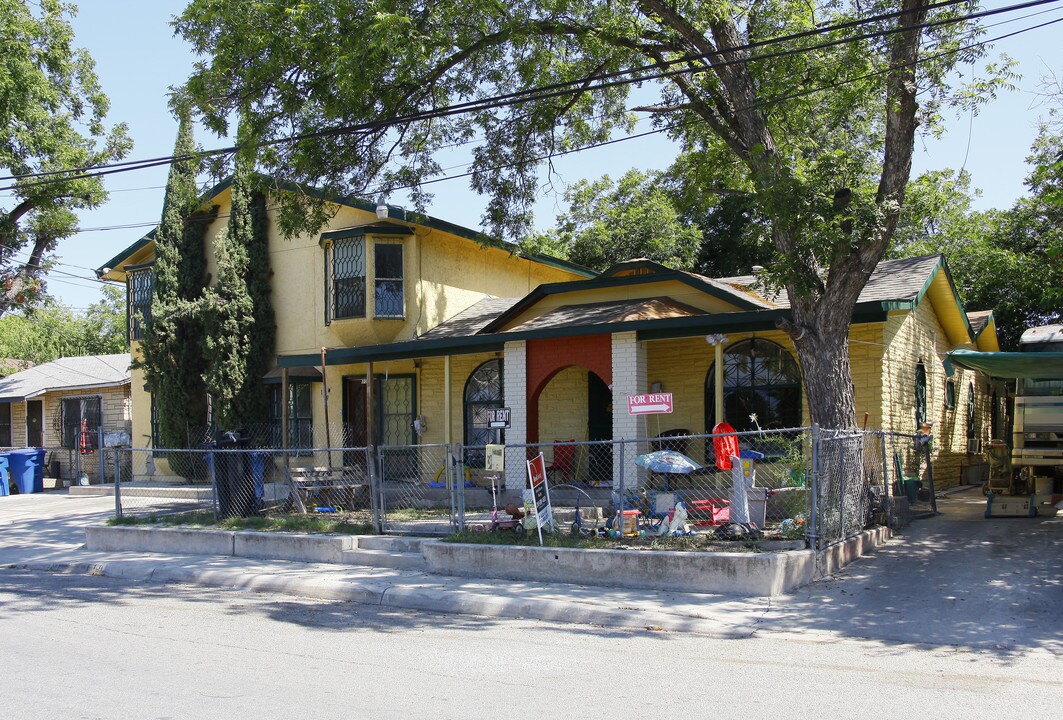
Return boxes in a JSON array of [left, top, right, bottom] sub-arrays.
[[374, 243, 404, 318], [127, 268, 154, 340], [332, 237, 366, 320]]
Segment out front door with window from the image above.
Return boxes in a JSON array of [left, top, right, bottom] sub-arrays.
[[343, 375, 416, 472]]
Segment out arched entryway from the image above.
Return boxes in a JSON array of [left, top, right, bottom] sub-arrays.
[[526, 336, 612, 443]]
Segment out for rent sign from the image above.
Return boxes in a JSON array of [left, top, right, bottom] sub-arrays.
[[627, 392, 673, 415]]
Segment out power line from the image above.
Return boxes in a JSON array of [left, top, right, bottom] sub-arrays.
[[38, 12, 1063, 241], [3, 0, 1050, 193]]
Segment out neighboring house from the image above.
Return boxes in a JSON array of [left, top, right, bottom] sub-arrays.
[[98, 178, 1001, 488], [0, 354, 132, 482]]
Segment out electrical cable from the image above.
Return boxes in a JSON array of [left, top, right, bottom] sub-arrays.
[[38, 11, 1063, 240], [2, 0, 1054, 191]]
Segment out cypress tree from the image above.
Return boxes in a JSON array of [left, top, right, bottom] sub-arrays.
[[138, 107, 212, 451], [202, 130, 275, 431]]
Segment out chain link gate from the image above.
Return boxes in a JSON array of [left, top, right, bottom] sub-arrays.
[[375, 443, 458, 534]]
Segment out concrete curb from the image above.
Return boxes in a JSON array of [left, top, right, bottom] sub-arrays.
[[5, 559, 754, 637]]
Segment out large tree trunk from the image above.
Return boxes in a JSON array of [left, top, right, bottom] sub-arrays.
[[789, 308, 858, 430]]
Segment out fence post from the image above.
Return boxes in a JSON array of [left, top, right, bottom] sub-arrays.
[[617, 439, 626, 531], [446, 445, 459, 533], [808, 423, 821, 551], [114, 449, 122, 519], [456, 444, 466, 532], [879, 432, 892, 527], [98, 425, 106, 485], [839, 431, 845, 542], [208, 447, 219, 521], [369, 445, 382, 533]]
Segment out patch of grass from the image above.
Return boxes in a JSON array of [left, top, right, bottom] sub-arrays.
[[384, 508, 452, 521], [445, 529, 764, 552], [107, 511, 373, 535]]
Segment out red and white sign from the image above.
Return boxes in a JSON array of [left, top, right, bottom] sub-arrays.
[[526, 453, 552, 545], [627, 392, 673, 415]]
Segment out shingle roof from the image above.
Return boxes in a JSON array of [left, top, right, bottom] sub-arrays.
[[417, 297, 521, 339], [0, 354, 131, 401], [509, 297, 704, 332], [717, 254, 943, 307], [966, 310, 993, 335]]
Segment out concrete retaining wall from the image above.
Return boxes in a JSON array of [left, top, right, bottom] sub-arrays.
[[423, 542, 817, 596], [86, 526, 236, 556], [86, 526, 356, 564]]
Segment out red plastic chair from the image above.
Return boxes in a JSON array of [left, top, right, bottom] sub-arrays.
[[546, 441, 576, 483]]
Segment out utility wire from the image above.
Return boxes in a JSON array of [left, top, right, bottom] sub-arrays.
[[3, 0, 1052, 191], [40, 12, 1063, 241]]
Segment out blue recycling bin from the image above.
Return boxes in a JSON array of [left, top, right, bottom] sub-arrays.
[[31, 448, 45, 489], [249, 451, 268, 501], [0, 454, 8, 496], [8, 449, 44, 494]]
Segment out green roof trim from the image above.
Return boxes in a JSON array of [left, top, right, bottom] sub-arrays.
[[480, 269, 764, 333], [911, 255, 976, 342], [279, 302, 890, 367], [319, 222, 415, 244], [96, 229, 155, 277]]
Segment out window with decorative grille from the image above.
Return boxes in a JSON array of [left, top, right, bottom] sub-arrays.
[[332, 237, 366, 320], [127, 268, 154, 340], [374, 243, 404, 317]]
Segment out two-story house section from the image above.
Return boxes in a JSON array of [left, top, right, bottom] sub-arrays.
[[96, 178, 594, 461]]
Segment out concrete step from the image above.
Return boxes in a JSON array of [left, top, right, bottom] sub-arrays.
[[340, 548, 427, 571], [355, 536, 426, 553]]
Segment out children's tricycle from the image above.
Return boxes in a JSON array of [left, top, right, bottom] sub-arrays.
[[487, 474, 526, 536]]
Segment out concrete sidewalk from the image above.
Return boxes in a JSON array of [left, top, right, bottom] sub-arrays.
[[2, 489, 1061, 652]]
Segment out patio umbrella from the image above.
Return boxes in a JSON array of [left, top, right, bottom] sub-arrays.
[[635, 450, 702, 474]]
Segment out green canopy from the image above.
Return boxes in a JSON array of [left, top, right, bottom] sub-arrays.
[[944, 349, 1063, 380]]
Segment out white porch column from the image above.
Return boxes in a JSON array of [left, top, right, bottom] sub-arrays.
[[503, 340, 527, 490], [611, 332, 648, 488]]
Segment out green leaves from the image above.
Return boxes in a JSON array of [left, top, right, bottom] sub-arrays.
[[0, 0, 131, 314], [525, 169, 700, 270]]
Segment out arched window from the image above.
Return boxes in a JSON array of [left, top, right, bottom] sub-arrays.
[[464, 359, 504, 458], [915, 362, 927, 426], [705, 339, 802, 431], [966, 382, 977, 440]]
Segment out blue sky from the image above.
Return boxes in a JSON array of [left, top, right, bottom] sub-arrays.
[[31, 1, 1063, 311]]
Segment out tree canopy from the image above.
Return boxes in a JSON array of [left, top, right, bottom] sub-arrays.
[[522, 169, 700, 271], [0, 0, 131, 314], [176, 0, 999, 428], [0, 285, 126, 371]]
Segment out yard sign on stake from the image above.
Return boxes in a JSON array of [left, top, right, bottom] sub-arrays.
[[526, 453, 552, 546]]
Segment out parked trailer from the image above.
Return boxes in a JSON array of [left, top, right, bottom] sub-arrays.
[[945, 326, 1063, 515], [1012, 324, 1063, 480]]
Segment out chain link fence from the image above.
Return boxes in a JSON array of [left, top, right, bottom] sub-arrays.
[[111, 425, 903, 551]]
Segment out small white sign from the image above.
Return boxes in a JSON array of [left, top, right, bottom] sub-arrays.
[[627, 392, 673, 415], [485, 444, 505, 471]]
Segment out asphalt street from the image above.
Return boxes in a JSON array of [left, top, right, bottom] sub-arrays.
[[2, 568, 1060, 720]]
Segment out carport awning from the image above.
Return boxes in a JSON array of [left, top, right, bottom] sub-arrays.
[[944, 350, 1063, 380]]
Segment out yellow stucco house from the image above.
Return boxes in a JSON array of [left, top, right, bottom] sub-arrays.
[[98, 180, 1003, 489]]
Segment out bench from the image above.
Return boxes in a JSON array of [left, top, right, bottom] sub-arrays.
[[285, 466, 370, 513]]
